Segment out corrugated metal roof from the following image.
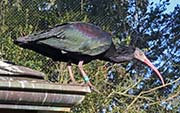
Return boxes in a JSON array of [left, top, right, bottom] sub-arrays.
[[0, 60, 91, 112]]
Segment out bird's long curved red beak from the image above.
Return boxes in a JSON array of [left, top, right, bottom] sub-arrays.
[[143, 57, 165, 85], [134, 48, 165, 85]]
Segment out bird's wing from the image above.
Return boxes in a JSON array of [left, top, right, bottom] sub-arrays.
[[31, 22, 112, 56]]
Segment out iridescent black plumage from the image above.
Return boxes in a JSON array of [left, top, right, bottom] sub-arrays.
[[15, 22, 135, 64], [14, 22, 165, 88]]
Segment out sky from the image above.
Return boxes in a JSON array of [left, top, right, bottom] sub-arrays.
[[150, 0, 180, 13], [166, 0, 180, 12]]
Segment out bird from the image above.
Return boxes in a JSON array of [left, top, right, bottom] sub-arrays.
[[14, 22, 165, 90]]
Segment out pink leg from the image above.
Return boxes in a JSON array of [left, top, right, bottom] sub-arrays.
[[67, 63, 76, 83], [78, 61, 94, 88]]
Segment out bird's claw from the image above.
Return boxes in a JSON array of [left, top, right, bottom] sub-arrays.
[[83, 81, 101, 94], [90, 85, 101, 94]]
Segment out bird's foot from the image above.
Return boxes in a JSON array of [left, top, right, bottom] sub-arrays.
[[83, 81, 100, 94]]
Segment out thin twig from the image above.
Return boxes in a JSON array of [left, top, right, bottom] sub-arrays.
[[146, 88, 180, 106], [125, 77, 180, 111], [123, 79, 142, 94], [113, 91, 153, 101], [141, 77, 180, 94]]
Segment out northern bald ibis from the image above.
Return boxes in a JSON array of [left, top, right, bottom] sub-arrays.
[[15, 22, 165, 90]]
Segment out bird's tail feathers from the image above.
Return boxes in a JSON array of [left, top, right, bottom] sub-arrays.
[[14, 27, 61, 44]]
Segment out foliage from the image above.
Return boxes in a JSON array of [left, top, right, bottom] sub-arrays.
[[0, 0, 179, 112]]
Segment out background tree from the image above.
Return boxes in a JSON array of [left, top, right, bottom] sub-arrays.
[[0, 0, 179, 112]]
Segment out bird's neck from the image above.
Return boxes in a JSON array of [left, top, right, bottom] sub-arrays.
[[103, 45, 135, 63]]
